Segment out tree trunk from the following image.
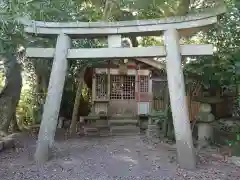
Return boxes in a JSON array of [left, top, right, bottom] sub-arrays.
[[0, 55, 22, 136], [10, 112, 20, 132], [70, 69, 85, 136], [129, 36, 139, 47]]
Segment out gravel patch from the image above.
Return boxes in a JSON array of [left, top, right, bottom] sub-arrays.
[[0, 133, 239, 180]]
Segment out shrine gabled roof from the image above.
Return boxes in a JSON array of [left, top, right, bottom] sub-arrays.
[[135, 58, 165, 70]]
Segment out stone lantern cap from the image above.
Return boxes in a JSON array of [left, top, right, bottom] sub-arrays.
[[197, 103, 215, 123]]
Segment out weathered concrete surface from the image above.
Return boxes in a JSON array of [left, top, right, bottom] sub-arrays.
[[0, 133, 239, 180], [35, 33, 71, 163], [164, 28, 196, 169]]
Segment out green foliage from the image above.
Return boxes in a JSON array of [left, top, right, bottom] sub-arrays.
[[139, 36, 163, 47], [16, 88, 35, 126], [212, 120, 240, 155], [0, 72, 4, 88], [0, 0, 26, 56], [82, 86, 89, 101], [184, 0, 240, 89], [219, 121, 240, 133]]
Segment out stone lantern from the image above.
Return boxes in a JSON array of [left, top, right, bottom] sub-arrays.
[[197, 103, 215, 148]]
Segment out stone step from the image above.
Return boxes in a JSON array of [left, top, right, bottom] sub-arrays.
[[108, 119, 138, 126], [83, 126, 110, 136], [83, 127, 99, 136], [110, 125, 140, 136], [98, 127, 110, 137], [83, 123, 140, 136], [110, 115, 137, 120]]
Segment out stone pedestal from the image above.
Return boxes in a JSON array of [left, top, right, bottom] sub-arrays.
[[140, 120, 148, 130], [197, 103, 215, 148], [147, 124, 160, 138], [96, 119, 109, 136], [198, 123, 213, 146], [139, 116, 149, 130]]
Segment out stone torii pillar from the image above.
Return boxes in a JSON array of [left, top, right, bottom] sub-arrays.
[[34, 33, 71, 163], [164, 29, 196, 169]]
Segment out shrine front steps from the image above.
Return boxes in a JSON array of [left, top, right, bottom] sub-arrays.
[[83, 118, 140, 136], [83, 126, 140, 136], [83, 126, 109, 137], [108, 119, 138, 126], [108, 119, 140, 136], [110, 125, 140, 136]]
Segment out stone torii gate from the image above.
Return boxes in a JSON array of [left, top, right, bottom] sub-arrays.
[[22, 6, 225, 169]]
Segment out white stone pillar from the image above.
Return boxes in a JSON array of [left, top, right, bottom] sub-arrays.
[[35, 33, 71, 163], [108, 35, 122, 47], [164, 29, 196, 169]]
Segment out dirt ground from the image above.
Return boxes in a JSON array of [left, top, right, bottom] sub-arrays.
[[0, 133, 239, 180]]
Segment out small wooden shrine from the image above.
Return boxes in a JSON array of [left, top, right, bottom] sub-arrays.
[[91, 58, 152, 118]]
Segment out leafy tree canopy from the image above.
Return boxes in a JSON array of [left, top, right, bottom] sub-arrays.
[[184, 0, 240, 89]]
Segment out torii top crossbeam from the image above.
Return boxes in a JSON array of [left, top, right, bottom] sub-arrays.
[[21, 6, 225, 37], [23, 6, 225, 61]]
